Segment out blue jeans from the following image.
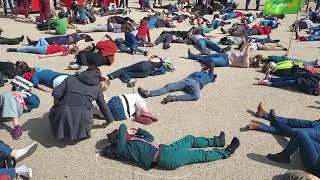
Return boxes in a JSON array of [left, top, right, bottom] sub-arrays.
[[115, 38, 145, 54], [316, 0, 320, 10], [270, 77, 300, 88], [306, 34, 320, 41], [222, 12, 237, 20], [147, 17, 157, 29], [17, 38, 48, 54], [208, 20, 222, 29], [168, 4, 178, 14], [149, 78, 201, 101], [272, 119, 320, 171], [189, 53, 229, 67], [197, 38, 222, 53], [261, 19, 277, 29], [253, 37, 273, 43], [264, 56, 316, 66], [256, 113, 320, 142], [0, 143, 16, 179]]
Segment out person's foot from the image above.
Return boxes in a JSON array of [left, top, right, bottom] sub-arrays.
[[187, 49, 192, 59], [201, 49, 211, 55], [138, 87, 151, 98], [283, 47, 288, 51], [163, 44, 170, 49], [141, 112, 158, 122], [143, 51, 148, 56], [14, 142, 38, 161], [248, 121, 260, 130], [256, 102, 266, 118], [134, 115, 153, 125], [19, 35, 24, 42], [267, 152, 291, 163], [68, 63, 80, 70], [221, 28, 227, 34], [15, 165, 32, 179], [221, 45, 231, 53], [225, 137, 240, 154], [7, 48, 17, 52], [27, 36, 32, 45], [214, 131, 225, 147], [127, 79, 136, 88], [12, 125, 23, 140], [269, 109, 277, 126], [161, 95, 175, 104]]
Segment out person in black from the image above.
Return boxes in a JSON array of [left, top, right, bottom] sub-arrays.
[[0, 61, 30, 79]]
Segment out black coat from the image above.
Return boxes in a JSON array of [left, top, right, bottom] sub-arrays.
[[49, 69, 114, 140], [296, 73, 320, 96]]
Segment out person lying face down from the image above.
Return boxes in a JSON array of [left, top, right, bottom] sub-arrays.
[[26, 33, 93, 46], [93, 93, 158, 125], [137, 64, 216, 104], [100, 123, 240, 170]]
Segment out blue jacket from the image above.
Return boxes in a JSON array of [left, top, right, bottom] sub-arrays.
[[125, 32, 138, 48], [187, 69, 217, 89], [150, 65, 167, 76], [147, 17, 158, 29]]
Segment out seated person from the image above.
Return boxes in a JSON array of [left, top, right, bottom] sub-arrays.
[[0, 142, 38, 179], [106, 55, 175, 87], [136, 18, 152, 47], [22, 68, 69, 92], [93, 93, 158, 125], [138, 64, 216, 104], [0, 88, 40, 139], [48, 12, 68, 35], [7, 39, 78, 58], [187, 41, 252, 68], [68, 34, 118, 70], [100, 123, 240, 170], [76, 4, 96, 24]]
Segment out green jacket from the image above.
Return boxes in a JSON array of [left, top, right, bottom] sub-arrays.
[[115, 124, 158, 170], [48, 18, 67, 35], [272, 60, 304, 73]]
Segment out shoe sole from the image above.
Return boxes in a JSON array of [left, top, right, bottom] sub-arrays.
[[16, 143, 38, 162]]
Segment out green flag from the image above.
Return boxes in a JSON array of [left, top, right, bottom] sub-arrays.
[[264, 0, 302, 15]]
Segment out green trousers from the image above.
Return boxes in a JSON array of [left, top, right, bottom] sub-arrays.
[[158, 135, 231, 170]]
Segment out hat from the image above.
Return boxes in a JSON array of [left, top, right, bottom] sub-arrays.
[[23, 72, 33, 82]]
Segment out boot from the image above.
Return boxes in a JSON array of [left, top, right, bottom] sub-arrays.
[[7, 48, 17, 52], [138, 87, 151, 98], [267, 152, 291, 163], [161, 95, 175, 104], [256, 102, 266, 118], [214, 131, 225, 147], [226, 137, 240, 154]]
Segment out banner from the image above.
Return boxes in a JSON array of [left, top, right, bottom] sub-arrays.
[[264, 0, 302, 15]]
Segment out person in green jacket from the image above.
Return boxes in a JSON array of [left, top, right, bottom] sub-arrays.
[[48, 12, 68, 35], [101, 123, 240, 170]]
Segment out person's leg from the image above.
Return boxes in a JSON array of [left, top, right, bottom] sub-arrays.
[[166, 135, 224, 150], [115, 38, 130, 53], [0, 169, 17, 179], [0, 37, 21, 45], [76, 51, 92, 66], [316, 0, 320, 11], [270, 77, 299, 88], [255, 0, 260, 10], [154, 34, 168, 45], [22, 0, 29, 17], [197, 39, 209, 52], [174, 79, 201, 101], [7, 0, 13, 15], [108, 68, 131, 83], [245, 0, 250, 10], [3, 0, 8, 15], [37, 38, 49, 47], [149, 79, 188, 97], [131, 46, 145, 54], [17, 46, 47, 54], [263, 112, 320, 128], [124, 61, 151, 78], [204, 39, 223, 52]]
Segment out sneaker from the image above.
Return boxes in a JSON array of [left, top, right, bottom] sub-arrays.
[[15, 165, 32, 179], [127, 79, 136, 88], [143, 51, 148, 56], [68, 63, 80, 70], [19, 35, 24, 42], [14, 142, 38, 161], [12, 125, 23, 140], [187, 49, 192, 59], [76, 66, 88, 73], [7, 48, 17, 52], [161, 95, 175, 104], [163, 44, 170, 49], [138, 87, 151, 98], [221, 28, 227, 34]]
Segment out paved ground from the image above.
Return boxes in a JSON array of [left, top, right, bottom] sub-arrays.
[[0, 0, 319, 179]]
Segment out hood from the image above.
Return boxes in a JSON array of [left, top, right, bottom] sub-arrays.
[[75, 69, 100, 86]]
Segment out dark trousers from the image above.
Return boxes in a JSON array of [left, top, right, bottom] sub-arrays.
[[270, 77, 300, 88], [3, 0, 14, 16], [273, 119, 320, 175], [39, 0, 50, 22], [37, 22, 56, 31], [245, 0, 260, 10], [158, 135, 230, 170], [76, 51, 110, 67], [153, 0, 162, 5], [15, 0, 29, 17], [154, 33, 173, 46], [108, 61, 152, 83], [0, 37, 21, 45]]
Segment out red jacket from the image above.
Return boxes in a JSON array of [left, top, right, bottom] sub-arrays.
[[96, 40, 118, 64], [253, 25, 272, 35], [136, 22, 151, 43]]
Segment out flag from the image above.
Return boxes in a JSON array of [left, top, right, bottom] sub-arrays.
[[264, 0, 302, 15]]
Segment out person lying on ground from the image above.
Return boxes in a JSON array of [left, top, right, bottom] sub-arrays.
[[0, 142, 38, 179], [115, 24, 148, 56], [296, 31, 320, 41], [68, 34, 118, 71], [7, 38, 78, 58], [263, 109, 320, 178], [254, 54, 320, 67], [221, 23, 272, 37], [0, 28, 24, 45], [0, 88, 40, 139], [240, 40, 287, 51], [189, 33, 231, 54], [138, 64, 216, 104], [147, 15, 175, 29], [153, 3, 181, 16], [49, 66, 114, 141], [0, 61, 30, 79], [26, 33, 93, 46], [100, 123, 240, 170], [22, 67, 69, 93], [93, 93, 158, 125], [105, 55, 175, 87], [219, 35, 280, 46], [256, 72, 320, 96], [187, 41, 252, 68], [77, 22, 126, 33]]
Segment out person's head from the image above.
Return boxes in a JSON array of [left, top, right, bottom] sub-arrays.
[[77, 4, 86, 10], [140, 17, 148, 25], [232, 2, 239, 9], [15, 61, 29, 70], [58, 11, 65, 19], [213, 14, 219, 20], [101, 142, 117, 159], [249, 57, 260, 68], [261, 63, 272, 73], [107, 129, 119, 143], [123, 23, 132, 33]]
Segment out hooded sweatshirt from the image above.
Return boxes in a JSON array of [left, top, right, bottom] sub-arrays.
[[137, 22, 151, 43]]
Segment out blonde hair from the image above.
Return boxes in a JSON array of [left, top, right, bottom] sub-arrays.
[[101, 78, 110, 92]]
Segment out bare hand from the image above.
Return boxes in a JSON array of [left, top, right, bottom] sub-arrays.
[[127, 128, 138, 135]]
